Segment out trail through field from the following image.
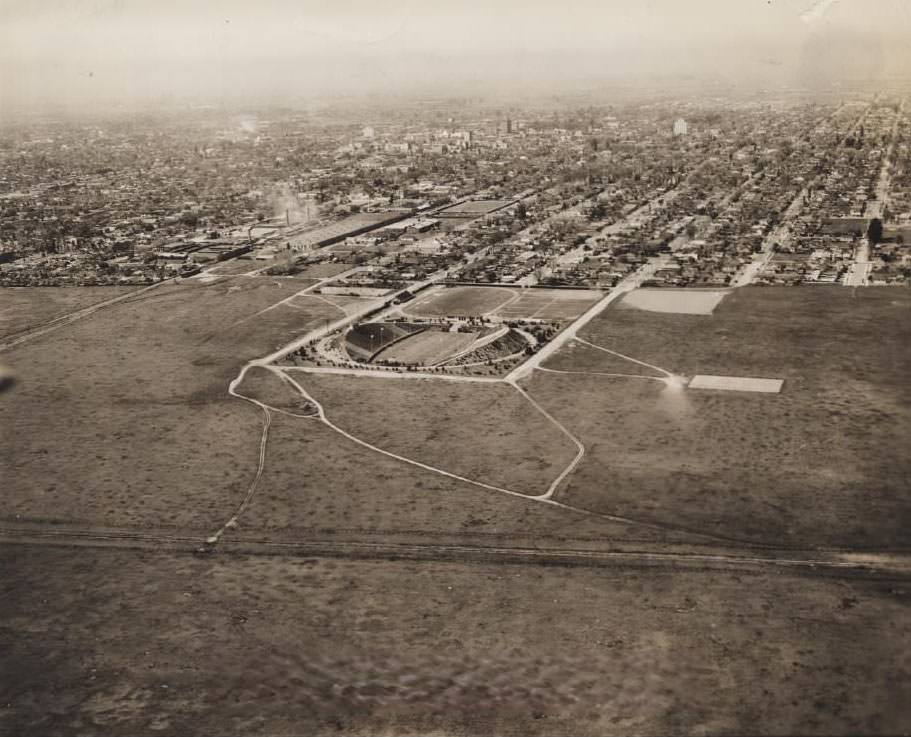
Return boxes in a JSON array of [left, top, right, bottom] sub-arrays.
[[207, 364, 275, 544], [507, 379, 585, 500], [573, 337, 674, 378], [0, 280, 167, 352], [536, 366, 668, 382], [270, 367, 739, 543]]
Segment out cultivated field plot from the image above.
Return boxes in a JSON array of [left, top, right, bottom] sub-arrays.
[[527, 286, 911, 548], [402, 285, 517, 317], [0, 286, 137, 339], [0, 278, 340, 530], [494, 288, 603, 321], [620, 288, 728, 315], [376, 329, 478, 365], [4, 545, 909, 736], [284, 372, 578, 495], [688, 375, 784, 393]]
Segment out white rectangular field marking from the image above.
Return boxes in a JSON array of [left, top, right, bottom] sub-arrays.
[[688, 375, 784, 393]]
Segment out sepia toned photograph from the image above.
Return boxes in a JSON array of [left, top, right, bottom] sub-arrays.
[[1, 1, 910, 735]]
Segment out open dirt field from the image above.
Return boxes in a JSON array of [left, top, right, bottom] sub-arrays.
[[524, 286, 911, 548], [3, 545, 909, 736], [285, 372, 578, 495], [0, 286, 137, 338], [542, 339, 664, 377], [236, 367, 316, 415], [238, 410, 653, 546], [376, 329, 479, 365], [0, 278, 339, 531], [403, 285, 517, 317], [620, 288, 729, 315], [294, 292, 370, 315], [205, 258, 258, 276]]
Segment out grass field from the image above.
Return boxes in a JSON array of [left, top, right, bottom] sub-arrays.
[[3, 545, 909, 736], [524, 286, 911, 548], [0, 286, 137, 338], [0, 278, 339, 531], [495, 289, 603, 321], [4, 278, 911, 736], [542, 339, 664, 377], [236, 367, 316, 415], [404, 286, 603, 321], [403, 286, 517, 317]]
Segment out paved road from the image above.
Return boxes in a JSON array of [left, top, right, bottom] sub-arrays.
[[505, 258, 662, 382], [845, 241, 872, 287]]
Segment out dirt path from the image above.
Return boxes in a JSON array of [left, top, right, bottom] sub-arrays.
[[573, 337, 674, 378], [536, 366, 668, 382], [0, 280, 168, 352]]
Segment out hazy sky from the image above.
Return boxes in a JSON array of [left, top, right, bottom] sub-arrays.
[[2, 0, 910, 111]]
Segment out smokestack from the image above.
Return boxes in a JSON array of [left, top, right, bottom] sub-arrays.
[[286, 209, 290, 226]]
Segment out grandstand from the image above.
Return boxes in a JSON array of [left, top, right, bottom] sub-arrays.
[[344, 322, 425, 362], [447, 329, 529, 366]]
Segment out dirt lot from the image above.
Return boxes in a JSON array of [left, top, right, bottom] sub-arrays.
[[0, 286, 137, 338], [0, 278, 339, 531], [620, 288, 729, 315], [524, 286, 911, 548], [204, 258, 258, 276], [3, 545, 909, 736]]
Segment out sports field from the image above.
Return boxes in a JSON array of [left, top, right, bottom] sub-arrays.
[[376, 329, 479, 365], [403, 285, 602, 321], [403, 286, 517, 317], [495, 289, 603, 320]]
